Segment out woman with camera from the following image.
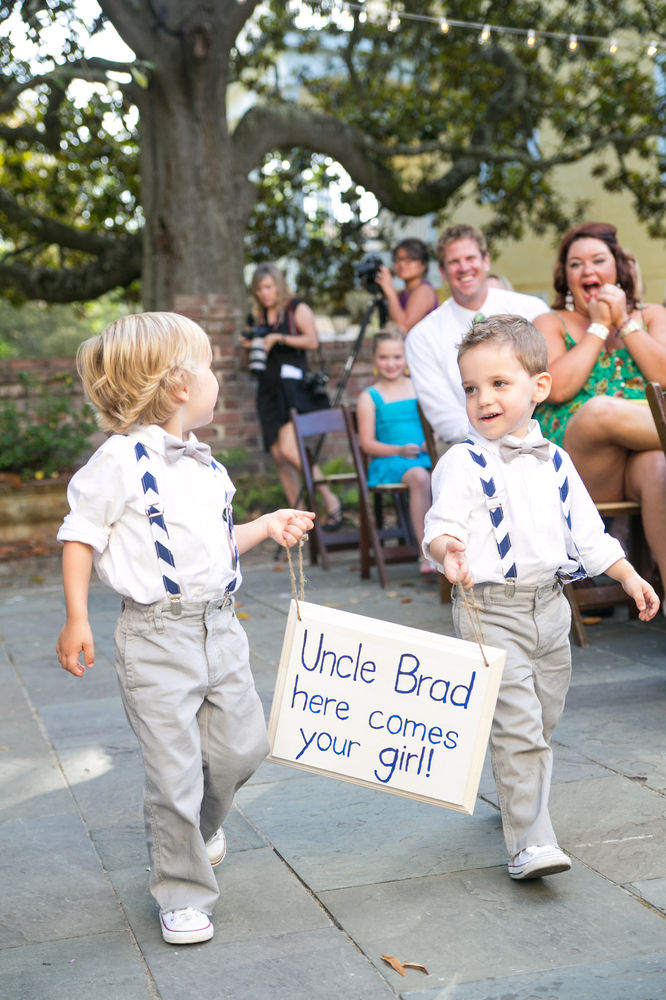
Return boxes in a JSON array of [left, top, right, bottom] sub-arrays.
[[241, 263, 343, 529], [375, 238, 439, 334]]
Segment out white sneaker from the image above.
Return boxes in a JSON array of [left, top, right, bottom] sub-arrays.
[[205, 826, 227, 867], [508, 844, 571, 880], [160, 907, 214, 945]]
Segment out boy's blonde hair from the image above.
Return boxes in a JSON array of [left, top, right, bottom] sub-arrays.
[[372, 322, 404, 354], [457, 315, 548, 377], [77, 312, 213, 434]]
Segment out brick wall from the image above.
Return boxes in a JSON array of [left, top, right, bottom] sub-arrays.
[[174, 294, 377, 471], [0, 298, 378, 476]]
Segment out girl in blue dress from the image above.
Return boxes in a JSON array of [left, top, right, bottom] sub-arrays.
[[356, 326, 435, 573]]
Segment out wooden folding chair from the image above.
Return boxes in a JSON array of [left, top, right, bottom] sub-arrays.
[[290, 408, 360, 571], [344, 406, 421, 588], [417, 403, 452, 604], [647, 381, 666, 453]]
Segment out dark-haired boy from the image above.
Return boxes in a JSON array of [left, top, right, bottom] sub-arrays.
[[424, 314, 658, 879]]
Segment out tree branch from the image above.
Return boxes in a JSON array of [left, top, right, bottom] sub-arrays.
[[0, 189, 115, 255], [0, 235, 142, 302], [233, 103, 479, 216], [0, 60, 141, 116]]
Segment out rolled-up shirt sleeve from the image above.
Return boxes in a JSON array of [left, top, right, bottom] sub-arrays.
[[57, 446, 127, 554], [422, 448, 477, 569], [565, 454, 625, 576]]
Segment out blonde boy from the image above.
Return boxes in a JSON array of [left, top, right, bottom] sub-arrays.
[[56, 313, 313, 944], [424, 315, 658, 880]]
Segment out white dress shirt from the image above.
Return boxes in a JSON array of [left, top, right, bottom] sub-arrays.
[[405, 288, 549, 442], [423, 420, 624, 586], [58, 424, 240, 604]]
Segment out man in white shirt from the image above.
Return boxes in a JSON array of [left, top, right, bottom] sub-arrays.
[[405, 223, 549, 441]]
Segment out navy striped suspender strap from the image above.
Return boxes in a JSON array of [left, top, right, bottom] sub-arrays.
[[213, 457, 241, 594], [551, 447, 587, 584], [463, 439, 517, 596], [134, 441, 183, 615]]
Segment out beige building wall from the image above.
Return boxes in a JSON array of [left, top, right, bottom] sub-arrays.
[[446, 159, 666, 307]]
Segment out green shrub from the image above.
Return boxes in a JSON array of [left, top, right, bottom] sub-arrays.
[[0, 372, 97, 480]]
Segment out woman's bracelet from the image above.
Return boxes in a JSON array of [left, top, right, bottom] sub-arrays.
[[586, 322, 610, 342], [616, 317, 641, 340]]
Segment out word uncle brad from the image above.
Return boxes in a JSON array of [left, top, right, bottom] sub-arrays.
[[289, 629, 478, 786]]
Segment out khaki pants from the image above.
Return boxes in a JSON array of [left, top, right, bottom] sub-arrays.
[[114, 597, 270, 914], [453, 580, 572, 857]]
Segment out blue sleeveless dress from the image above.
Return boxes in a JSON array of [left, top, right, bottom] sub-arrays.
[[365, 386, 432, 487]]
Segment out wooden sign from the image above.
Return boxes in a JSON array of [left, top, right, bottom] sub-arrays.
[[267, 601, 506, 815]]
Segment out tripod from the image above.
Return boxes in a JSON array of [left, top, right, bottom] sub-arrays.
[[308, 290, 388, 470]]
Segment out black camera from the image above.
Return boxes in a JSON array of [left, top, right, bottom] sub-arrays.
[[303, 369, 329, 396], [354, 254, 384, 295], [246, 324, 272, 373]]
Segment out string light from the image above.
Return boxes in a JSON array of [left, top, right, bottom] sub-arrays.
[[340, 2, 352, 21], [279, 1, 663, 58]]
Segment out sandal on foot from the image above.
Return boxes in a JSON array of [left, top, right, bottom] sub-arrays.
[[322, 503, 343, 532]]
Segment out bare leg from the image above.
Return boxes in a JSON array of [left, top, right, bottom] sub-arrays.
[[563, 396, 666, 584], [270, 439, 301, 507], [401, 465, 432, 549], [562, 397, 659, 502], [625, 450, 666, 586], [275, 422, 341, 516]]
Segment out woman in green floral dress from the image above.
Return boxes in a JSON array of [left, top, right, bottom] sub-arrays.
[[535, 222, 666, 592]]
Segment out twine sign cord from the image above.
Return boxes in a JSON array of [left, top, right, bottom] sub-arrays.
[[286, 535, 307, 621], [457, 573, 490, 669]]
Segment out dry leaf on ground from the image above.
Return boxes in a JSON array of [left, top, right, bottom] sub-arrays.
[[401, 597, 413, 604], [381, 955, 406, 976], [403, 963, 429, 974], [236, 612, 250, 620], [273, 565, 285, 572]]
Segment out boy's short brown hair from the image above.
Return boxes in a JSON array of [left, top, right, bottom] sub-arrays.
[[77, 312, 213, 434], [457, 315, 549, 377], [436, 224, 488, 268]]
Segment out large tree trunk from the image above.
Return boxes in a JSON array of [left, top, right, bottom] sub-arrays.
[[138, 73, 249, 312]]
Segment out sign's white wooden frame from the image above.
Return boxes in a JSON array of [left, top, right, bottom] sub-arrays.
[[267, 601, 506, 815]]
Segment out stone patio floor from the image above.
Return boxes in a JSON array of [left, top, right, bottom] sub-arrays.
[[1, 546, 666, 999]]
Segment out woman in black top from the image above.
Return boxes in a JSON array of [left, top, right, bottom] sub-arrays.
[[241, 263, 342, 528]]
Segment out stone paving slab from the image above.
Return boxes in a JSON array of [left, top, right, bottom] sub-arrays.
[[0, 812, 126, 948], [108, 847, 332, 956], [146, 926, 395, 1000], [320, 860, 666, 992], [630, 877, 666, 914], [237, 774, 505, 891], [0, 931, 155, 1000], [553, 775, 666, 884], [401, 953, 666, 1000]]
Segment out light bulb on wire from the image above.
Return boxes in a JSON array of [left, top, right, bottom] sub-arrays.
[[388, 12, 400, 31], [439, 18, 449, 33], [526, 29, 536, 47], [568, 34, 578, 51], [479, 23, 491, 43], [608, 37, 618, 54], [647, 41, 658, 57]]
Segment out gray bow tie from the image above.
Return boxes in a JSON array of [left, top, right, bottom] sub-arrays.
[[499, 437, 550, 463], [164, 437, 212, 466]]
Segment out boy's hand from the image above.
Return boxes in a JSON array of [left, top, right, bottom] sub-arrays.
[[428, 535, 474, 589], [265, 509, 316, 547], [620, 572, 660, 621], [56, 619, 95, 677]]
